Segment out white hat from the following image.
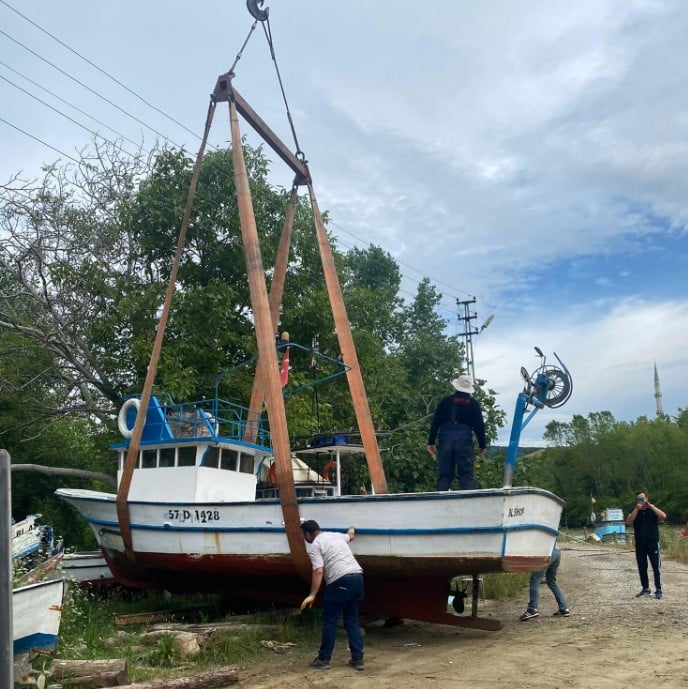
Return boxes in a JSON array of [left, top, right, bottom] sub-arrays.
[[451, 375, 475, 394]]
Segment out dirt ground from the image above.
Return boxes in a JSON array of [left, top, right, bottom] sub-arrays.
[[233, 536, 688, 689]]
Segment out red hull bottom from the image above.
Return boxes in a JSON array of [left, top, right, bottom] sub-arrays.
[[101, 550, 550, 630]]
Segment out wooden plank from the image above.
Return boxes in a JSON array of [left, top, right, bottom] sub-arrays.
[[307, 185, 388, 494], [229, 100, 311, 582]]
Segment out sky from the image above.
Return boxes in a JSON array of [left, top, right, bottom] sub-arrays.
[[1, 0, 687, 446]]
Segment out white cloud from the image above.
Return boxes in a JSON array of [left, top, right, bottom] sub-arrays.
[[476, 298, 688, 446]]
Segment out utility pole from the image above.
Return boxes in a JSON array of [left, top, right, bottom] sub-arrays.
[[456, 298, 479, 380], [1, 449, 13, 688]]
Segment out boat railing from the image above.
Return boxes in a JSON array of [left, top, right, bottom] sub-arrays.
[[163, 398, 272, 449]]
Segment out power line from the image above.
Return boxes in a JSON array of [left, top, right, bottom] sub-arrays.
[[0, 12, 473, 324], [328, 219, 475, 299], [0, 116, 80, 164], [0, 59, 148, 154], [0, 27, 182, 148], [0, 72, 143, 159], [0, 0, 205, 146]]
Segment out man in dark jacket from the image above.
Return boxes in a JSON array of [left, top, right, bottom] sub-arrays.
[[627, 490, 666, 599], [427, 375, 486, 490]]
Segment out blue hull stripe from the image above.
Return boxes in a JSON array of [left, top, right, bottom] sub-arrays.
[[13, 633, 57, 655], [80, 514, 559, 538]]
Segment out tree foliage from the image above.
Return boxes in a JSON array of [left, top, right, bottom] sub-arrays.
[[534, 412, 688, 525], [0, 140, 509, 542]]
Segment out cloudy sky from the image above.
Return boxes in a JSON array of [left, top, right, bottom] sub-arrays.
[[1, 1, 686, 445]]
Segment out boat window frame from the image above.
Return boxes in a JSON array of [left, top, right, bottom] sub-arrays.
[[177, 445, 197, 467]]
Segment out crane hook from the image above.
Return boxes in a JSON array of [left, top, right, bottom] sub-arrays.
[[247, 0, 269, 21]]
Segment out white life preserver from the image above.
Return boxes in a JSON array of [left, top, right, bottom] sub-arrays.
[[117, 398, 141, 438]]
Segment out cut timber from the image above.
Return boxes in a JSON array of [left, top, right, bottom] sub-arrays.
[[114, 606, 212, 627], [51, 658, 130, 687], [113, 666, 238, 689]]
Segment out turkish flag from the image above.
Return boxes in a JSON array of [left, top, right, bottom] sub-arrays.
[[280, 347, 290, 387]]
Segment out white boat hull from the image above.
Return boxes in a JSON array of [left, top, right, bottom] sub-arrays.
[[56, 486, 563, 624], [62, 551, 115, 585], [13, 578, 67, 656]]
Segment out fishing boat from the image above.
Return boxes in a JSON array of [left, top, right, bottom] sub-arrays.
[[13, 578, 67, 656], [11, 514, 49, 562], [56, 349, 568, 631], [57, 4, 572, 630], [593, 508, 627, 544]]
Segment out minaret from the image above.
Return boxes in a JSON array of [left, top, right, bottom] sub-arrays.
[[654, 361, 663, 416]]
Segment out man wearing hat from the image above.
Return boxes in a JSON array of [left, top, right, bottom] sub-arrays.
[[427, 374, 486, 490]]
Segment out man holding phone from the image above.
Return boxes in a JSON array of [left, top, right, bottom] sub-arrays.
[[627, 490, 666, 599]]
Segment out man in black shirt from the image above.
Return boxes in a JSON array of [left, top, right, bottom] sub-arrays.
[[627, 490, 666, 599], [427, 375, 486, 490]]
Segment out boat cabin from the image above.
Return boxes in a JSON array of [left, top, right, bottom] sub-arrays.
[[113, 395, 336, 503]]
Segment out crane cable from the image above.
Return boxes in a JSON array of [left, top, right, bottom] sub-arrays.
[[259, 17, 306, 162]]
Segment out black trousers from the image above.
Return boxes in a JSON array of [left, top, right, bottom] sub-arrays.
[[436, 424, 474, 490], [635, 540, 662, 591]]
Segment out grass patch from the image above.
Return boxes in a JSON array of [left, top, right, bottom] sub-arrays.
[[58, 586, 321, 683]]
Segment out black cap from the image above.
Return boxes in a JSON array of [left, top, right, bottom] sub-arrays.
[[300, 519, 320, 534]]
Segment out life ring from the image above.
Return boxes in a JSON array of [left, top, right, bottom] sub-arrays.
[[323, 460, 337, 483], [117, 398, 141, 438]]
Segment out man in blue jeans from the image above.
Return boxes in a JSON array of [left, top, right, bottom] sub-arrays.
[[519, 544, 570, 620], [300, 520, 365, 671]]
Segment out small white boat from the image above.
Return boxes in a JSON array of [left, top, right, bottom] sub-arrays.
[[13, 578, 67, 656], [594, 508, 627, 543], [11, 514, 46, 561], [62, 551, 115, 586]]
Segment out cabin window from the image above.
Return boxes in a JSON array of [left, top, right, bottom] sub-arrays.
[[203, 447, 220, 468], [142, 449, 157, 469], [239, 453, 254, 474], [178, 446, 196, 467], [159, 448, 175, 468], [221, 449, 238, 471]]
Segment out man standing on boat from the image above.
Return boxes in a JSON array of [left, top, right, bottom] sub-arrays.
[[427, 375, 486, 490], [300, 520, 365, 671], [627, 490, 666, 599]]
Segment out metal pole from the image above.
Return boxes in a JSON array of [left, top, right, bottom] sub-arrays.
[[0, 449, 14, 688]]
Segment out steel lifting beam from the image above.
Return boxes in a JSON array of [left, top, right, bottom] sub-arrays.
[[213, 74, 311, 186]]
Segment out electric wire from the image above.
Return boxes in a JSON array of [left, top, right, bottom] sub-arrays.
[[0, 115, 80, 164], [0, 0, 205, 146], [0, 10, 475, 327], [0, 59, 147, 155], [0, 27, 182, 149], [0, 72, 145, 160]]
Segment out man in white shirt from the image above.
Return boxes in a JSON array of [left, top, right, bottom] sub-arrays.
[[300, 519, 364, 671]]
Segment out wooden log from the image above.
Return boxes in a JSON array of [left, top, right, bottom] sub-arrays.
[[51, 658, 129, 686], [113, 666, 238, 689], [57, 671, 126, 688], [113, 606, 212, 627]]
